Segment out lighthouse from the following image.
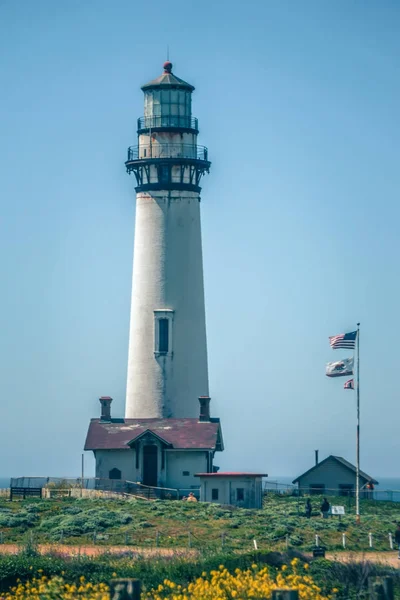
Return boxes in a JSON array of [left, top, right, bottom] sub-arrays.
[[124, 61, 211, 419], [85, 63, 223, 491]]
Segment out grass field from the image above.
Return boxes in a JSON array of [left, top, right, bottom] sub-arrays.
[[0, 493, 398, 553]]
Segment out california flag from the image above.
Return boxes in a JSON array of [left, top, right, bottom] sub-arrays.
[[325, 357, 354, 378]]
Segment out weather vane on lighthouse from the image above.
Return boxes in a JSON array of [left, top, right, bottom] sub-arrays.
[[124, 61, 211, 419]]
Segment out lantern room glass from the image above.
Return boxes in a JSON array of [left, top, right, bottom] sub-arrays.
[[144, 89, 192, 127]]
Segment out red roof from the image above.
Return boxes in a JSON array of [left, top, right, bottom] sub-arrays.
[[84, 418, 223, 451], [195, 472, 268, 478]]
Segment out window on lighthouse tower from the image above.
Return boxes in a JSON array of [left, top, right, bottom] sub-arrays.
[[158, 319, 169, 353], [154, 309, 174, 355]]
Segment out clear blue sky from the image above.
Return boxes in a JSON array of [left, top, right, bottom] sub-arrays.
[[1, 0, 399, 480]]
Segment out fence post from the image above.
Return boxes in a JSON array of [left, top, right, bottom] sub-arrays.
[[315, 534, 319, 547], [253, 539, 258, 550], [388, 533, 393, 550], [93, 531, 97, 544], [109, 579, 141, 600], [272, 590, 299, 600], [368, 577, 394, 600], [369, 532, 373, 548], [342, 533, 346, 549], [285, 535, 289, 550]]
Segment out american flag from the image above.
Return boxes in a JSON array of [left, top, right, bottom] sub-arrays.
[[329, 330, 357, 350], [344, 379, 354, 390]]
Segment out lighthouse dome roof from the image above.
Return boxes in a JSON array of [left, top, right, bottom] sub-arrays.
[[141, 62, 194, 92]]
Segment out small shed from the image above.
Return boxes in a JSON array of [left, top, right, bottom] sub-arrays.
[[195, 472, 267, 508], [292, 455, 378, 496]]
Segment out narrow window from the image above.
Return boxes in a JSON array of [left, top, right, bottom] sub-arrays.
[[182, 471, 190, 476], [211, 488, 219, 500], [236, 488, 244, 501], [158, 318, 169, 353]]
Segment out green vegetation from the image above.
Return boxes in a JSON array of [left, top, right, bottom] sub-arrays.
[[0, 550, 399, 599], [0, 493, 399, 552]]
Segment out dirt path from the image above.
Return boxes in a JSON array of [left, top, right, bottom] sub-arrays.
[[0, 544, 197, 558], [0, 544, 399, 567], [325, 551, 400, 568]]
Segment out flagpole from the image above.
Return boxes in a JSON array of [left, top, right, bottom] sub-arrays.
[[356, 322, 360, 523]]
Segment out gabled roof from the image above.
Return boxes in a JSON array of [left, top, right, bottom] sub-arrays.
[[84, 418, 223, 452], [127, 428, 173, 447], [292, 455, 378, 485]]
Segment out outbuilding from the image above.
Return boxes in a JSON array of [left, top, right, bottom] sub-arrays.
[[195, 472, 267, 508], [292, 455, 378, 496]]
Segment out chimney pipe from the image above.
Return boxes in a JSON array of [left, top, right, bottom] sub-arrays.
[[315, 449, 319, 466], [199, 396, 211, 422], [100, 397, 112, 421]]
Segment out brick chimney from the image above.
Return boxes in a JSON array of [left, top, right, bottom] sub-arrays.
[[100, 397, 112, 421], [199, 396, 211, 422]]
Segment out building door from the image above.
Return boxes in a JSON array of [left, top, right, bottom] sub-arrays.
[[143, 445, 158, 487]]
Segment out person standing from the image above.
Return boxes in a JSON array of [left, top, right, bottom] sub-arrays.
[[394, 523, 400, 559], [305, 498, 312, 518], [320, 497, 330, 518]]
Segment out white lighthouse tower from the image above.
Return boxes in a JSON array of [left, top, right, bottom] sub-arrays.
[[125, 61, 211, 419]]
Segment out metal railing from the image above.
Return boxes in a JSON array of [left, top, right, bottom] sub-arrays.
[[263, 482, 400, 503], [7, 476, 199, 500], [127, 144, 208, 162], [137, 115, 198, 130]]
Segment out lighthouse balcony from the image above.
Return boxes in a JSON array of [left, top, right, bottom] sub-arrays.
[[137, 115, 199, 134], [127, 144, 208, 163]]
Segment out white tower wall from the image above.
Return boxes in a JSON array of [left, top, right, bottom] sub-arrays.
[[125, 190, 209, 418], [124, 62, 211, 419]]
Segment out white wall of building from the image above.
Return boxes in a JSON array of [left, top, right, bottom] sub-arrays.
[[166, 450, 208, 490], [94, 446, 211, 491], [199, 477, 263, 509], [125, 189, 209, 419], [95, 450, 138, 482]]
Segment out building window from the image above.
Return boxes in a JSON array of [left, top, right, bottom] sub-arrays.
[[158, 319, 169, 353], [211, 488, 219, 500], [109, 468, 121, 480], [309, 484, 325, 495], [236, 488, 244, 502], [182, 471, 190, 476], [154, 310, 174, 355], [339, 484, 354, 496]]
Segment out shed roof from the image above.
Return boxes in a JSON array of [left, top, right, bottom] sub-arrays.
[[195, 472, 268, 478], [84, 418, 223, 452], [292, 455, 378, 484]]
